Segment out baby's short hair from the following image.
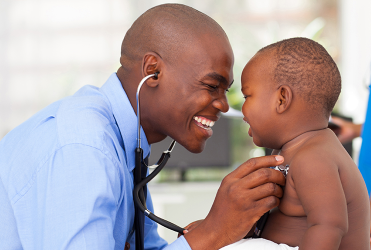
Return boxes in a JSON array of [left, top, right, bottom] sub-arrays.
[[259, 37, 341, 118]]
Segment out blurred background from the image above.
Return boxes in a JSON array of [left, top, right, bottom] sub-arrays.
[[1, 0, 371, 243]]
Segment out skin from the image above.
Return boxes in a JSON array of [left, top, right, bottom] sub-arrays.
[[124, 242, 130, 250], [241, 50, 370, 249], [330, 107, 370, 247], [115, 7, 287, 249], [118, 33, 233, 153], [330, 116, 363, 144]]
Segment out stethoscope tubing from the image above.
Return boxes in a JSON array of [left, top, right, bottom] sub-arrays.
[[133, 144, 185, 234], [134, 73, 185, 243], [136, 74, 155, 149]]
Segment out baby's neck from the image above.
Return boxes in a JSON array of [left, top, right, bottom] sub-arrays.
[[279, 129, 326, 154]]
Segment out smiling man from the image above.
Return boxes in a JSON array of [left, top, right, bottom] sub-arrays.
[[0, 4, 286, 250]]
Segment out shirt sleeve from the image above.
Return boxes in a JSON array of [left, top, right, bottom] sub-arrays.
[[25, 143, 121, 249], [164, 236, 192, 250]]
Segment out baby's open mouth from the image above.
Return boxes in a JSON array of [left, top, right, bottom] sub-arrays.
[[193, 116, 215, 130]]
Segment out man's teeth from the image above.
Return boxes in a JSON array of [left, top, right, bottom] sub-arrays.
[[193, 116, 215, 127]]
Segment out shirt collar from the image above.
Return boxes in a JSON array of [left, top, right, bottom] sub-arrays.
[[100, 73, 150, 172]]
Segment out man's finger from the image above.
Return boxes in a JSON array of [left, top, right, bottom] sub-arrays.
[[231, 155, 284, 179], [247, 182, 284, 201], [252, 196, 281, 216], [240, 167, 286, 189]]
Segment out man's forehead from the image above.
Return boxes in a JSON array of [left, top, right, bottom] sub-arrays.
[[191, 31, 233, 56], [201, 72, 234, 86]]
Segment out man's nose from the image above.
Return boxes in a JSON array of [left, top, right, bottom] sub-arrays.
[[212, 91, 229, 113]]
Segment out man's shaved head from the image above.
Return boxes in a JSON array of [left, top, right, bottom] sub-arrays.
[[117, 4, 234, 152], [120, 4, 229, 69]]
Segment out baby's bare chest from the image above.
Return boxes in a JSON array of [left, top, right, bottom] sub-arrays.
[[277, 171, 306, 217], [279, 188, 306, 216]]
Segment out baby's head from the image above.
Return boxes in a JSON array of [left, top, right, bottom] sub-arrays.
[[241, 37, 341, 149]]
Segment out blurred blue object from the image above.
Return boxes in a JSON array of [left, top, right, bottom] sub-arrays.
[[358, 82, 371, 195]]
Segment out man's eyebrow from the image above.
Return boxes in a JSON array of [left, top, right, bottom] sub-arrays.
[[204, 72, 234, 87], [229, 80, 234, 88]]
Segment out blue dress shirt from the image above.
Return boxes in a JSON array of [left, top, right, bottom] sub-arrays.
[[0, 73, 191, 250]]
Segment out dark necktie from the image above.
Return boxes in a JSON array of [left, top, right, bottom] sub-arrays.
[[134, 155, 148, 250]]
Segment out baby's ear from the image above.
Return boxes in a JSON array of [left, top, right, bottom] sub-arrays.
[[276, 85, 292, 114]]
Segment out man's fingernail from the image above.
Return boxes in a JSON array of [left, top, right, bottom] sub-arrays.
[[184, 230, 189, 234], [275, 155, 284, 162]]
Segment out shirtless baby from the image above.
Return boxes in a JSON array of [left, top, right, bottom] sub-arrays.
[[222, 37, 370, 250]]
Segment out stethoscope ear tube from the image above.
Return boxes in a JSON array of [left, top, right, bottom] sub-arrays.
[[134, 74, 185, 246], [133, 145, 185, 235]]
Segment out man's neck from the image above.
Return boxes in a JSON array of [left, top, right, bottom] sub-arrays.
[[116, 66, 142, 115], [116, 66, 168, 145]]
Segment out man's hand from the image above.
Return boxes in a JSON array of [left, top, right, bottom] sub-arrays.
[[330, 116, 362, 144], [184, 155, 286, 250], [178, 220, 203, 238]]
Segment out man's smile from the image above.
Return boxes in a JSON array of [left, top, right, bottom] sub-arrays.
[[193, 116, 215, 129]]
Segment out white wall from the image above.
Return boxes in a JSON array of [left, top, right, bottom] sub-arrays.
[[0, 0, 340, 139]]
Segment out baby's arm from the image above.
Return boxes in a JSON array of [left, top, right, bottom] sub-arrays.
[[291, 150, 348, 250]]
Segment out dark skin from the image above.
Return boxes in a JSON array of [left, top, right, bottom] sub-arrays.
[[116, 28, 286, 249], [330, 117, 371, 246], [119, 33, 234, 152], [330, 116, 363, 144], [241, 50, 370, 249]]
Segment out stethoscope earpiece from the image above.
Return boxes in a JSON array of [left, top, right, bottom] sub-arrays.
[[153, 72, 159, 80]]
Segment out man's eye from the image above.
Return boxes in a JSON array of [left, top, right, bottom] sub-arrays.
[[206, 84, 218, 90], [243, 95, 250, 99]]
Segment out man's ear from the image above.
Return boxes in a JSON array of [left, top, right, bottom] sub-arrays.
[[276, 85, 292, 114], [142, 52, 162, 88]]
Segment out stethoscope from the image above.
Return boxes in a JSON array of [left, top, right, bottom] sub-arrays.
[[133, 73, 185, 249], [132, 74, 286, 247]]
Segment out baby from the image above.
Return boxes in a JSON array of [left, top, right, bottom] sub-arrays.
[[222, 38, 370, 249]]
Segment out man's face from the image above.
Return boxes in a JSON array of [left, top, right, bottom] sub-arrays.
[[152, 34, 234, 153], [241, 52, 278, 148]]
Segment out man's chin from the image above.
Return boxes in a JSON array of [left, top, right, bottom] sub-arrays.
[[179, 140, 206, 154]]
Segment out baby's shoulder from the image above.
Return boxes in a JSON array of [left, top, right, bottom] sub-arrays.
[[292, 130, 350, 168], [289, 139, 340, 178], [293, 129, 341, 160]]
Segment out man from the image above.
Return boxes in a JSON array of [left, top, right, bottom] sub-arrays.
[[0, 4, 285, 250]]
